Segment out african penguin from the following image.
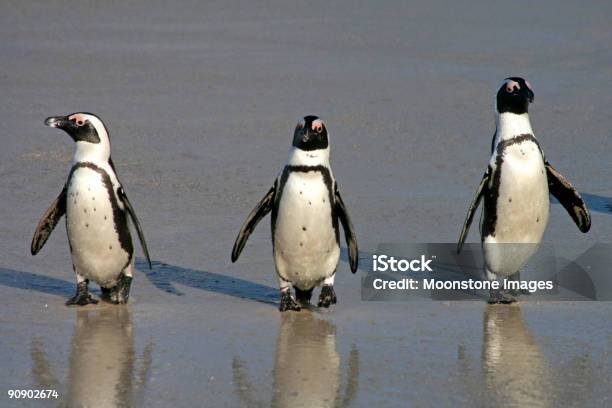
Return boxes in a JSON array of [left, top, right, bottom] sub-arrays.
[[31, 112, 151, 305], [457, 78, 591, 303], [231, 116, 358, 311]]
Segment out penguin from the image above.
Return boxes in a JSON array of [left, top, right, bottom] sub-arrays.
[[231, 116, 358, 311], [31, 112, 151, 306], [457, 78, 591, 303]]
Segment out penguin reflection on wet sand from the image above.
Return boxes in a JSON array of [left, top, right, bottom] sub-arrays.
[[31, 113, 151, 306], [457, 78, 591, 303], [482, 305, 552, 407], [455, 306, 599, 406], [231, 116, 359, 311], [232, 312, 359, 408], [30, 307, 153, 408]]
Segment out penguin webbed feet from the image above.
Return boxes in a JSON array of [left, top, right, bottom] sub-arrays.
[[66, 280, 99, 306], [101, 273, 133, 304], [488, 288, 518, 304], [317, 285, 337, 308], [279, 289, 301, 312]]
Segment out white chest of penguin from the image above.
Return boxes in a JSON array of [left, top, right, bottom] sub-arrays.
[[492, 140, 550, 242], [274, 171, 339, 279], [66, 166, 129, 286]]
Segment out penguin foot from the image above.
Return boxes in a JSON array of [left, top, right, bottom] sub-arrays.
[[317, 285, 337, 308], [507, 287, 531, 297], [488, 288, 518, 304], [105, 274, 133, 304], [279, 290, 301, 312], [66, 281, 98, 306], [294, 287, 313, 306]]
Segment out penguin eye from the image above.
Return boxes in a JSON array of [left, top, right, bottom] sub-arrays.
[[70, 117, 86, 126], [314, 124, 323, 133], [505, 81, 520, 93]]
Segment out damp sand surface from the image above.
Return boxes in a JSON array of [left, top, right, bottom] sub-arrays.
[[1, 0, 612, 406]]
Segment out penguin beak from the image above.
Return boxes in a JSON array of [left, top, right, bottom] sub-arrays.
[[301, 129, 312, 143], [45, 116, 71, 129]]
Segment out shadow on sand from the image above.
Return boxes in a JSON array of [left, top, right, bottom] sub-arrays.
[[554, 192, 612, 215], [136, 259, 279, 305], [0, 261, 279, 306], [0, 267, 75, 297]]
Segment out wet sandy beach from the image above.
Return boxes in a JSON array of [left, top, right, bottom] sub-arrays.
[[1, 0, 612, 406]]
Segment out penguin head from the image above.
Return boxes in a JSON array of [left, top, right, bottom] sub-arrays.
[[292, 115, 329, 151], [496, 77, 535, 115], [288, 116, 331, 166], [45, 112, 111, 162]]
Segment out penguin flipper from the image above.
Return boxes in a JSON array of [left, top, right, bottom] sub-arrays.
[[545, 161, 591, 233], [31, 187, 67, 255], [231, 183, 276, 262], [335, 185, 359, 273], [118, 187, 152, 269], [457, 167, 490, 253]]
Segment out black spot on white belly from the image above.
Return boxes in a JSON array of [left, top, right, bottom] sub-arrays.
[[272, 164, 340, 248], [482, 134, 544, 238], [67, 162, 134, 258]]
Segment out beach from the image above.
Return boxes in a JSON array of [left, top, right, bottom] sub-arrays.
[[1, 0, 611, 406]]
